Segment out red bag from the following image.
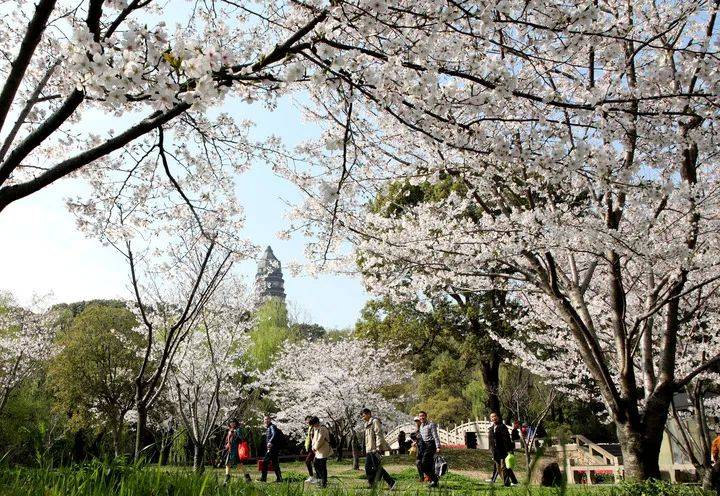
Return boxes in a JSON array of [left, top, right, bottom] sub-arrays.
[[258, 459, 274, 472], [238, 440, 250, 461]]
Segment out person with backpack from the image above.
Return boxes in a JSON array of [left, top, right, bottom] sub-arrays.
[[361, 408, 396, 490], [260, 415, 283, 483], [417, 411, 441, 487], [223, 419, 252, 484], [303, 416, 317, 483], [310, 416, 333, 488]]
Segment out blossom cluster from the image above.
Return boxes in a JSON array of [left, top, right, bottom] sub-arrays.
[[266, 338, 412, 438]]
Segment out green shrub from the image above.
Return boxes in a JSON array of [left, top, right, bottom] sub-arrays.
[[608, 479, 709, 496]]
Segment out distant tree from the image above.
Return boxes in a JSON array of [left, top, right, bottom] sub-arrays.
[[248, 299, 296, 371], [0, 293, 58, 415], [168, 282, 257, 471], [356, 296, 513, 416], [499, 366, 557, 468], [52, 300, 127, 319], [49, 304, 142, 456], [267, 338, 410, 465], [0, 380, 62, 464], [292, 323, 326, 341]]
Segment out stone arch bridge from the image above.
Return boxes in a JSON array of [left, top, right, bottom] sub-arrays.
[[386, 420, 502, 450]]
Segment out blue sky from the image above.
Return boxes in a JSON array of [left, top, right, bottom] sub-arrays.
[[0, 94, 368, 329]]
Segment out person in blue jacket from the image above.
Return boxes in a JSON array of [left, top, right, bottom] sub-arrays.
[[260, 415, 283, 482]]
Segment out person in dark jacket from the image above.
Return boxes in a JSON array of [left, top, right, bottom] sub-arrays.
[[488, 412, 512, 486], [260, 415, 282, 482], [511, 421, 521, 442], [398, 431, 407, 454], [411, 416, 424, 481]]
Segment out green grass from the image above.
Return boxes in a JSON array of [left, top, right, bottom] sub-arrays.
[[382, 449, 514, 472], [0, 458, 711, 496]]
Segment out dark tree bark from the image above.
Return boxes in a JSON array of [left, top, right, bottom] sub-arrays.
[[134, 400, 148, 461], [480, 357, 502, 417], [193, 444, 205, 472]]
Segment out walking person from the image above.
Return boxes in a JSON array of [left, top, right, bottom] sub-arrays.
[[303, 415, 317, 483], [417, 411, 441, 487], [223, 419, 251, 484], [260, 415, 283, 483], [411, 416, 424, 481], [310, 417, 333, 488], [361, 408, 396, 490], [488, 412, 512, 487], [398, 431, 407, 454]]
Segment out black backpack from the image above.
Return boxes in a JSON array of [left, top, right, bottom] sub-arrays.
[[328, 431, 338, 450], [272, 425, 287, 449]]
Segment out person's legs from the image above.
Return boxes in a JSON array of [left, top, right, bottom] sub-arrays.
[[506, 468, 518, 485], [421, 441, 438, 484], [236, 462, 251, 482], [379, 465, 395, 487], [314, 458, 328, 487], [499, 459, 509, 487], [312, 458, 321, 486], [415, 458, 423, 480], [271, 449, 282, 482], [260, 450, 271, 481], [368, 453, 394, 488], [224, 451, 236, 484], [490, 460, 500, 483], [322, 459, 329, 487], [305, 450, 315, 478], [365, 453, 377, 486]]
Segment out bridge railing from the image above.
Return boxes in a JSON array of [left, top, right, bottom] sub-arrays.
[[386, 419, 509, 450]]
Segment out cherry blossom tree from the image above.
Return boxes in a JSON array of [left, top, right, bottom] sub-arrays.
[[272, 0, 720, 480], [124, 227, 252, 461], [69, 142, 254, 461], [0, 293, 58, 414], [61, 34, 261, 456], [266, 338, 411, 464], [168, 279, 258, 471], [0, 0, 330, 216]]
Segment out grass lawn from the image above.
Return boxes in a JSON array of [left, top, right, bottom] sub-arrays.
[[0, 452, 711, 495], [221, 452, 520, 492]]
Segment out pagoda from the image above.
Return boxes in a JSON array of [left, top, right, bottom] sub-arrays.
[[255, 246, 286, 303]]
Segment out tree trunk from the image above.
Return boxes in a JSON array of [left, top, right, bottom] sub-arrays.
[[0, 387, 11, 415], [336, 435, 345, 461], [480, 358, 501, 417], [193, 443, 205, 472], [699, 465, 714, 491], [352, 432, 360, 470], [616, 421, 665, 480], [112, 427, 120, 458], [134, 401, 148, 461]]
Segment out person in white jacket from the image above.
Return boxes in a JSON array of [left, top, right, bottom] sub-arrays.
[[309, 417, 333, 488]]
